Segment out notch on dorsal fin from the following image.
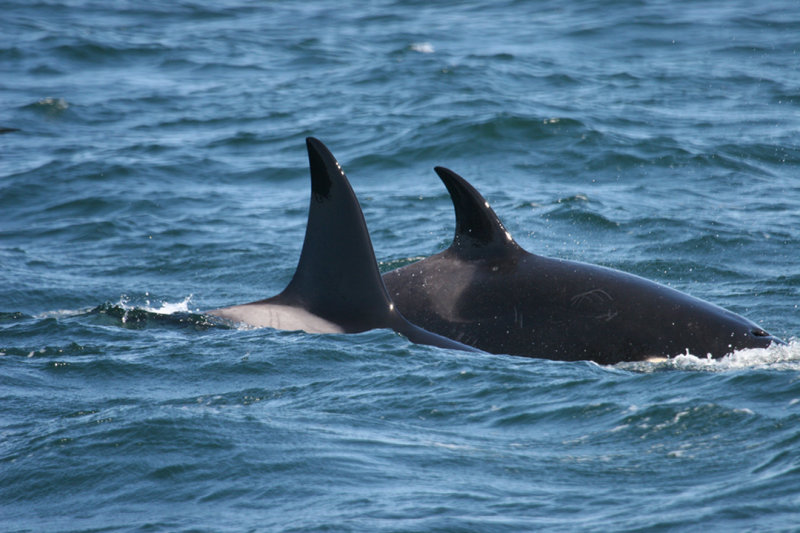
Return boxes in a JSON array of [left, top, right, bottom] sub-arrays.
[[434, 166, 523, 259], [277, 138, 395, 331]]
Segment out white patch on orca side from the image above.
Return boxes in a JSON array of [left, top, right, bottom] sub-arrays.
[[208, 303, 345, 334]]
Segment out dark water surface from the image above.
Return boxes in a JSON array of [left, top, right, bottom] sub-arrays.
[[2, 1, 800, 531]]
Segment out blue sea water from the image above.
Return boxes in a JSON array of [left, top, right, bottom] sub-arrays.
[[2, 0, 800, 531]]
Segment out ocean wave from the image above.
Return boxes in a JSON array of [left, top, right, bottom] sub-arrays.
[[2, 0, 799, 529], [617, 340, 800, 372], [0, 311, 30, 322], [543, 200, 621, 230], [50, 39, 168, 65], [0, 342, 104, 359], [21, 97, 70, 116], [89, 297, 219, 331]]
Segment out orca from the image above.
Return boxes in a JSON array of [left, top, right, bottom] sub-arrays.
[[382, 166, 784, 364], [208, 138, 477, 353]]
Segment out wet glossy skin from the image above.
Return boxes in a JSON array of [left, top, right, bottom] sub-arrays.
[[383, 167, 782, 364]]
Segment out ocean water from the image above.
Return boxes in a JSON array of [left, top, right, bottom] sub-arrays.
[[2, 0, 800, 531]]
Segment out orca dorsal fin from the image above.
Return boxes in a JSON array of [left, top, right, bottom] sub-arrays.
[[209, 138, 478, 352], [434, 166, 523, 259], [275, 138, 396, 332]]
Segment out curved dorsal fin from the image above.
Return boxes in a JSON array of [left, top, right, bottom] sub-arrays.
[[209, 139, 479, 352], [434, 166, 523, 259], [279, 138, 394, 331]]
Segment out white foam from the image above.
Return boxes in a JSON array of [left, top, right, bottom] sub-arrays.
[[36, 97, 69, 110], [114, 293, 194, 315], [35, 308, 93, 319], [141, 295, 194, 315], [410, 42, 434, 54], [618, 339, 800, 372]]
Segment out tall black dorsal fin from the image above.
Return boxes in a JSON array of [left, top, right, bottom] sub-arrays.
[[209, 138, 480, 352], [278, 138, 394, 331], [434, 166, 523, 259]]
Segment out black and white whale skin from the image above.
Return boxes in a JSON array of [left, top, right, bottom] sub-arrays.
[[383, 167, 784, 364], [209, 139, 477, 353]]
